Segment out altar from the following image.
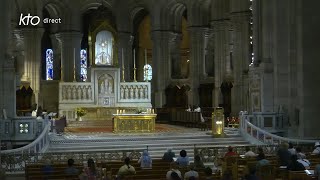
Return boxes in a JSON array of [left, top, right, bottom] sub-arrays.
[[112, 114, 157, 133]]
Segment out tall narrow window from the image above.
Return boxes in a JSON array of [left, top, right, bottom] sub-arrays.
[[46, 49, 53, 80], [249, 0, 254, 65], [80, 49, 87, 81], [143, 64, 152, 81]]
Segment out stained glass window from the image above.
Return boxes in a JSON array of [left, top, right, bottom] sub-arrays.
[[46, 49, 53, 80], [143, 64, 152, 81], [80, 49, 87, 82]]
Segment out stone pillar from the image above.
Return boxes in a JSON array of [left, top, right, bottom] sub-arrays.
[[22, 28, 44, 106], [0, 0, 16, 118], [50, 34, 61, 80], [169, 33, 182, 79], [56, 32, 82, 82], [151, 31, 171, 108], [188, 27, 208, 107], [211, 21, 228, 107], [118, 32, 134, 82], [231, 13, 251, 115]]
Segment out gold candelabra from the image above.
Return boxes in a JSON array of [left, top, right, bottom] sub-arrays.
[[122, 67, 125, 82], [133, 67, 137, 82]]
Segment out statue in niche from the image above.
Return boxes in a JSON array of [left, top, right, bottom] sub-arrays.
[[134, 86, 139, 99], [100, 81, 105, 94], [77, 86, 82, 100], [88, 86, 92, 100], [120, 86, 124, 99], [67, 87, 72, 99], [124, 87, 129, 99], [129, 86, 134, 99], [139, 86, 144, 99], [99, 74, 114, 94], [144, 86, 148, 99]]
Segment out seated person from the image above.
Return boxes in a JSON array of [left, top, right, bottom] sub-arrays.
[[287, 155, 305, 171], [166, 162, 182, 180], [193, 155, 205, 170], [224, 146, 238, 157], [138, 150, 152, 168], [256, 153, 270, 169], [288, 142, 297, 155], [296, 147, 306, 159], [184, 164, 199, 180], [117, 157, 136, 178], [312, 142, 320, 155], [277, 143, 291, 166], [244, 147, 256, 158], [170, 171, 182, 180], [204, 167, 214, 180], [42, 159, 54, 175], [243, 166, 259, 180], [163, 148, 176, 162], [65, 158, 79, 175], [82, 158, 98, 180], [176, 150, 190, 166]]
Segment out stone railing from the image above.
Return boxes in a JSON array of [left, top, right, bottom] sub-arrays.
[[118, 82, 151, 102], [0, 117, 46, 142], [59, 82, 94, 103], [239, 116, 318, 145], [1, 119, 51, 172]]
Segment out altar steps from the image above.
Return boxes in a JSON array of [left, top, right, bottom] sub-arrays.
[[47, 128, 250, 162]]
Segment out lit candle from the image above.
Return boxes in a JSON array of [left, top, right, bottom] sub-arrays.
[[122, 48, 124, 69], [144, 49, 147, 65], [133, 49, 136, 69]]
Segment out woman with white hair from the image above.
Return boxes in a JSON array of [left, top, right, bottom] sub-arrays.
[[138, 150, 152, 168]]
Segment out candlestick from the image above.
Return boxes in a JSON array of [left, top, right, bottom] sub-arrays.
[[73, 48, 76, 82], [133, 67, 137, 82], [121, 48, 125, 82], [133, 49, 136, 69], [144, 49, 147, 66]]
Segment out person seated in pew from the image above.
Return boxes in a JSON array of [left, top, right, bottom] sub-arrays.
[[193, 155, 205, 170], [170, 171, 182, 180], [203, 167, 214, 180], [244, 147, 256, 158], [163, 148, 176, 162], [138, 150, 152, 169], [166, 162, 182, 180], [312, 142, 320, 155], [296, 147, 306, 159], [176, 150, 190, 166], [117, 157, 136, 179], [42, 159, 54, 177], [314, 164, 320, 180], [256, 153, 270, 169], [277, 142, 291, 166], [184, 164, 199, 180], [65, 158, 79, 175], [288, 142, 297, 155], [224, 146, 238, 157], [242, 166, 259, 180], [287, 154, 305, 171], [80, 158, 98, 180]]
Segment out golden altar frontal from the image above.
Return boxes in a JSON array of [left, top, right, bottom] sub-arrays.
[[112, 114, 157, 133]]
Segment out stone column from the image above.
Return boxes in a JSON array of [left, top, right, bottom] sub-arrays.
[[231, 13, 251, 114], [56, 32, 82, 82], [118, 32, 134, 82], [151, 31, 171, 108], [211, 21, 228, 107], [188, 27, 208, 106], [169, 33, 182, 79], [22, 28, 44, 106], [50, 34, 61, 80], [0, 0, 16, 118]]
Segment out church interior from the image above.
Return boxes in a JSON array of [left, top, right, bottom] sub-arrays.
[[1, 0, 320, 179]]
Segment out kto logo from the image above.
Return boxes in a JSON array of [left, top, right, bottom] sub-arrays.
[[19, 13, 40, 26]]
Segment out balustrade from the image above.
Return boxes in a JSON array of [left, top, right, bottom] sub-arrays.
[[59, 82, 94, 103], [119, 82, 150, 102]]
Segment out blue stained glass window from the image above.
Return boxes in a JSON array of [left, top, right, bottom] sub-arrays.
[[46, 49, 53, 80], [80, 49, 87, 81], [143, 64, 152, 81]]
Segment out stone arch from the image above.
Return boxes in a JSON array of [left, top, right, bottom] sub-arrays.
[[80, 0, 113, 14]]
